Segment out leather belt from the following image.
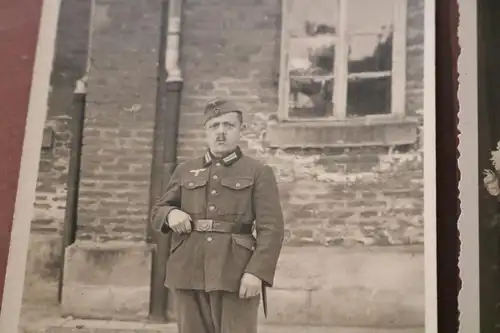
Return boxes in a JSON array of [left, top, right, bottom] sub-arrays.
[[192, 219, 253, 234]]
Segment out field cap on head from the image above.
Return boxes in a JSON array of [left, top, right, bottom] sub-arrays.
[[204, 98, 243, 124]]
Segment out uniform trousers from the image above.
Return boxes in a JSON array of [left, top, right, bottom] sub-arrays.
[[173, 289, 260, 333]]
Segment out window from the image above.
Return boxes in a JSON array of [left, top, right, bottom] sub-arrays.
[[278, 0, 407, 121]]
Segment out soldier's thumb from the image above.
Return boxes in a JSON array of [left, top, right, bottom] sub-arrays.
[[238, 285, 246, 299]]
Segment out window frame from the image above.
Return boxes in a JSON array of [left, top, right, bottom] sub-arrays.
[[277, 0, 408, 122]]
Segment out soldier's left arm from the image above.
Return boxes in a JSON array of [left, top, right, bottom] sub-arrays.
[[245, 165, 285, 287]]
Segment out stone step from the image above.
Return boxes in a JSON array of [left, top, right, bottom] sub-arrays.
[[20, 319, 425, 333]]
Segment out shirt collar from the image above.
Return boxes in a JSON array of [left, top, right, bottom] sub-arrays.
[[203, 146, 243, 167]]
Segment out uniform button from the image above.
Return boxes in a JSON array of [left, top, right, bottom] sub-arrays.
[[235, 182, 241, 187], [211, 189, 217, 195], [209, 205, 216, 211], [207, 236, 212, 242], [189, 182, 194, 187], [212, 175, 218, 180], [216, 162, 221, 167]]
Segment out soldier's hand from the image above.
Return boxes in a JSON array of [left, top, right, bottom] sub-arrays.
[[239, 273, 262, 299], [167, 209, 192, 234]]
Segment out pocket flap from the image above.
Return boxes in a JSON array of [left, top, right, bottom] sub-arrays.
[[221, 177, 253, 190], [170, 234, 188, 253], [181, 178, 208, 189], [232, 234, 256, 251]]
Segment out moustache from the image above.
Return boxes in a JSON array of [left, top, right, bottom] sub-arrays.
[[215, 135, 226, 141]]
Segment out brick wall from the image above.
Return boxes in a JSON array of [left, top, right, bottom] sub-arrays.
[[75, 0, 162, 242], [32, 0, 425, 246], [406, 0, 425, 114], [178, 0, 282, 159], [178, 0, 425, 246], [33, 0, 91, 235]]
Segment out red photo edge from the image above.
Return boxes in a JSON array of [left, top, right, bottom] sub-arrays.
[[0, 0, 44, 310]]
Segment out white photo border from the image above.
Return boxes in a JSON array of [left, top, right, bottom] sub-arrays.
[[423, 0, 438, 331], [457, 0, 480, 332]]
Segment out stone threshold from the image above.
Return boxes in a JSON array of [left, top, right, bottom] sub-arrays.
[[20, 318, 425, 333]]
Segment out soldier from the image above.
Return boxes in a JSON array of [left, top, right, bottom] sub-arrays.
[[151, 99, 285, 333]]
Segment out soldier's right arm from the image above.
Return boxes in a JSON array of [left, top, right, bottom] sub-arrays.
[[150, 164, 183, 234]]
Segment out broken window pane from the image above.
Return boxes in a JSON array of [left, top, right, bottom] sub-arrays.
[[346, 0, 395, 34], [287, 0, 340, 38], [287, 37, 335, 119], [348, 32, 393, 73], [288, 37, 336, 76], [284, 0, 340, 119], [288, 77, 334, 118]]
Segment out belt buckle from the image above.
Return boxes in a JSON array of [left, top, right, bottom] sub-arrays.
[[197, 219, 213, 232]]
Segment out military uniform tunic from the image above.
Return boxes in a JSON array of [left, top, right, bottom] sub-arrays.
[[151, 146, 285, 294]]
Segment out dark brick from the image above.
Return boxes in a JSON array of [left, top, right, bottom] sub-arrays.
[[33, 218, 54, 225], [359, 210, 382, 219], [347, 200, 387, 209], [292, 229, 314, 239], [297, 219, 326, 227], [31, 226, 60, 233]]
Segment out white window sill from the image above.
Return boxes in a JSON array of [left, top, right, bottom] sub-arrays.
[[265, 116, 420, 149]]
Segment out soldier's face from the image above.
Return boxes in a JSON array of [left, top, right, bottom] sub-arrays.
[[204, 112, 242, 156]]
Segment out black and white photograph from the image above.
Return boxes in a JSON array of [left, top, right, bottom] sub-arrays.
[[2, 0, 436, 332]]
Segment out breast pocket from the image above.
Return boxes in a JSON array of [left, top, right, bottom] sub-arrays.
[[180, 178, 208, 214], [218, 176, 254, 215]]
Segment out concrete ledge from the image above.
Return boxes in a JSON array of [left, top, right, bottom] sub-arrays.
[[21, 233, 63, 309], [57, 241, 424, 327], [257, 246, 425, 327], [266, 118, 419, 148], [61, 240, 154, 320]]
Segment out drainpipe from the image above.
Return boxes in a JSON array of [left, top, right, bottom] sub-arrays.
[[163, 0, 184, 178], [58, 0, 94, 304], [146, 0, 169, 243], [57, 77, 87, 303], [148, 0, 184, 321]]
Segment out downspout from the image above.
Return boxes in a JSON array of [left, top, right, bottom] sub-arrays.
[[57, 78, 87, 303], [163, 0, 184, 178], [149, 0, 184, 321], [58, 0, 94, 303], [146, 0, 169, 242]]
